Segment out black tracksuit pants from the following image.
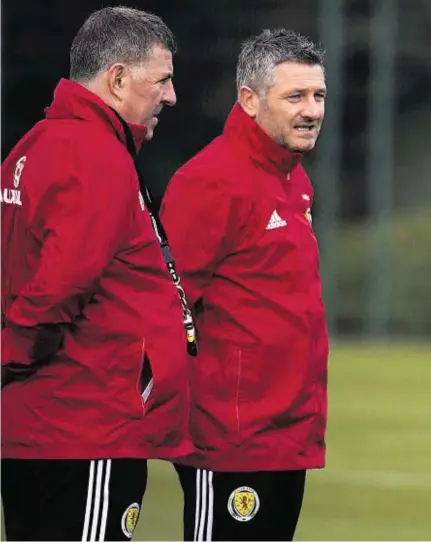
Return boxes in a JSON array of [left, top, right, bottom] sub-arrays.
[[176, 464, 306, 541]]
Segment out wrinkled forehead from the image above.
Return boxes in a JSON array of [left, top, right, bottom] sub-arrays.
[[272, 61, 326, 92]]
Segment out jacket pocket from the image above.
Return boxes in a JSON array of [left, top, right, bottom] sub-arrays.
[[220, 346, 244, 446], [140, 352, 154, 404], [189, 344, 242, 447], [135, 338, 154, 416], [219, 346, 261, 445]]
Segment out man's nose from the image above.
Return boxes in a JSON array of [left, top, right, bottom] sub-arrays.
[[163, 80, 177, 106], [300, 98, 323, 120]]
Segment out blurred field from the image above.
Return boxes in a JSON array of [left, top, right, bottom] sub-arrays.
[[2, 341, 431, 541], [136, 341, 431, 541]]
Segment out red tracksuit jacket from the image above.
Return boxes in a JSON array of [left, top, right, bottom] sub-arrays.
[[161, 104, 329, 471], [1, 79, 193, 460]]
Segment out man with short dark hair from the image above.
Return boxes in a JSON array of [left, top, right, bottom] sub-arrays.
[[1, 7, 194, 541], [161, 29, 329, 541]]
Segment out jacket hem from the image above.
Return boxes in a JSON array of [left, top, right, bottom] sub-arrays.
[[1, 440, 195, 460], [173, 446, 326, 471]]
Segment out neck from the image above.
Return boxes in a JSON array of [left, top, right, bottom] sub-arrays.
[[81, 77, 119, 115], [224, 103, 302, 177]]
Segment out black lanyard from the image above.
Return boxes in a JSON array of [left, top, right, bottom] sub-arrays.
[[112, 110, 198, 356]]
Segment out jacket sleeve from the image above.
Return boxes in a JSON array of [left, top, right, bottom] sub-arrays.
[[2, 148, 137, 377], [160, 170, 248, 305]]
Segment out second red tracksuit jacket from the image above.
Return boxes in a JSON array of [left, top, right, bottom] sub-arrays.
[[161, 103, 329, 472]]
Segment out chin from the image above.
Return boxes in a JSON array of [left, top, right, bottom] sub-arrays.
[[288, 142, 316, 154]]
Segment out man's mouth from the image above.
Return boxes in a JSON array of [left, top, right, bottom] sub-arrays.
[[295, 124, 316, 132]]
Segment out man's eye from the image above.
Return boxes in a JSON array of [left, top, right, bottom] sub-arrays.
[[288, 95, 301, 101], [315, 93, 326, 100]]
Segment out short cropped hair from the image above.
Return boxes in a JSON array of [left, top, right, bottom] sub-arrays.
[[237, 29, 324, 95], [70, 6, 177, 82]]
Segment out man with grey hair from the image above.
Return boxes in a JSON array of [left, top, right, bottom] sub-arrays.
[[1, 7, 195, 541], [161, 29, 329, 540]]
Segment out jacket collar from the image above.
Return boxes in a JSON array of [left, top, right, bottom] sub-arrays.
[[223, 103, 302, 177], [44, 78, 148, 153]]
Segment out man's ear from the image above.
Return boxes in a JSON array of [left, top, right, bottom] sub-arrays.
[[238, 86, 259, 118], [106, 63, 127, 100]]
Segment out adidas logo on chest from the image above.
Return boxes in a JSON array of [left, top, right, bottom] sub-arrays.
[[266, 210, 287, 230]]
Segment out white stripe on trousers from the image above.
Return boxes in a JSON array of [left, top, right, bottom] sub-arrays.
[[194, 469, 214, 541], [82, 459, 112, 542]]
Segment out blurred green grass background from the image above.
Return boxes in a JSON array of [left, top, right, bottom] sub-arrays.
[[2, 341, 431, 540]]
